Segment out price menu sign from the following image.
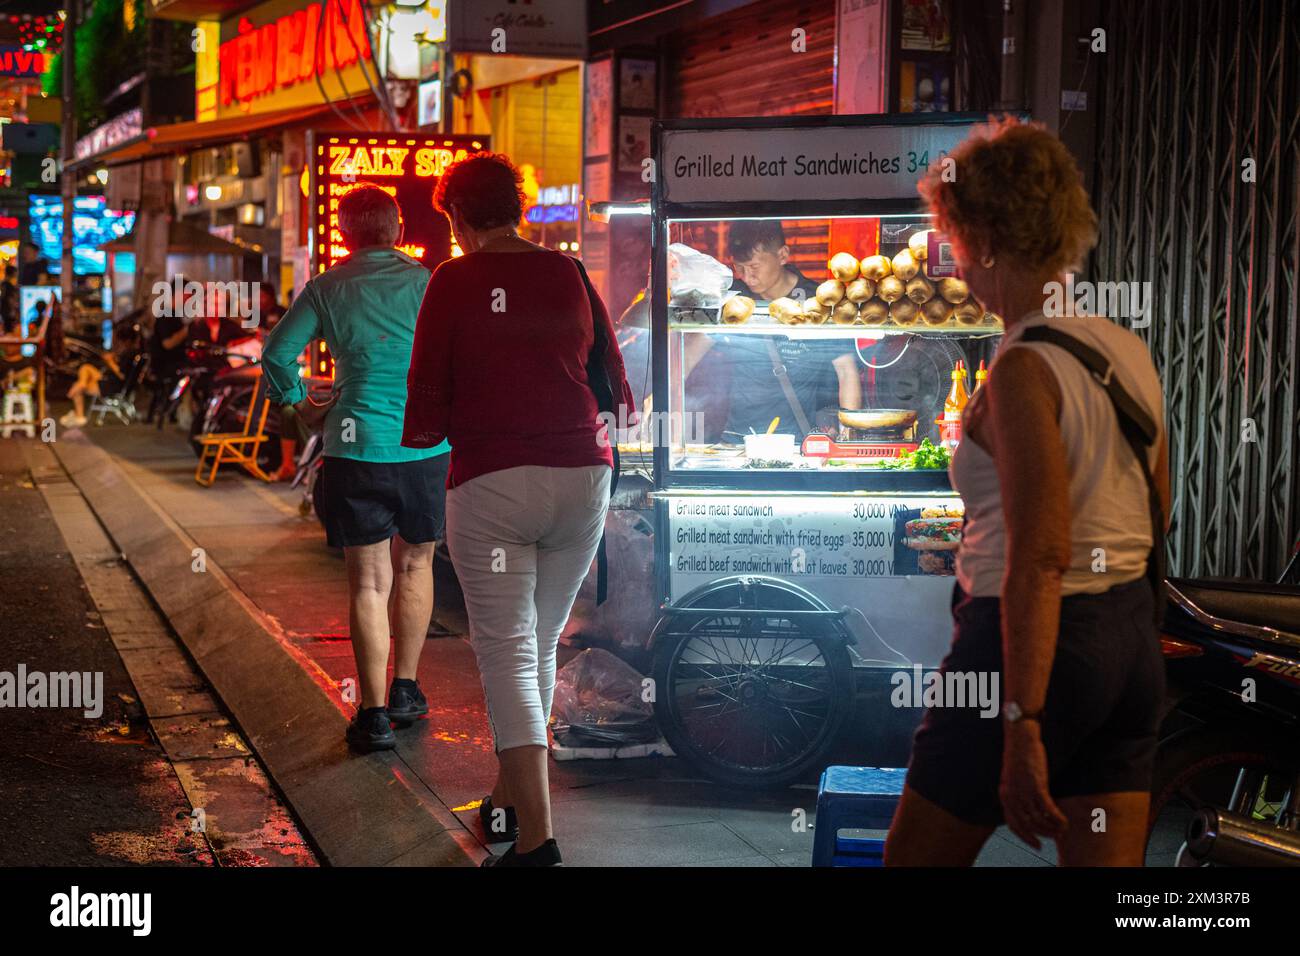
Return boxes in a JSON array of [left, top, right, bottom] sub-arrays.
[[308, 132, 487, 275], [664, 494, 963, 667], [668, 495, 945, 582]]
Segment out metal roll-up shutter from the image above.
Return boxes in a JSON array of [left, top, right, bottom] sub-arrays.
[[663, 1, 837, 277], [1092, 0, 1300, 580], [665, 0, 836, 120]]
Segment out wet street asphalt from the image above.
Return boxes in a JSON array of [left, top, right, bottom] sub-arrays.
[[0, 438, 213, 865]]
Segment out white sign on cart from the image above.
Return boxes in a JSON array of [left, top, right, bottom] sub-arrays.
[[660, 122, 978, 205], [666, 494, 959, 669]]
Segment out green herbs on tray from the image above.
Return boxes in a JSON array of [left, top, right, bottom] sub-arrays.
[[874, 438, 951, 470]]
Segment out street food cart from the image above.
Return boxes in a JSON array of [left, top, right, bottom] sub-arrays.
[[639, 113, 1005, 787]]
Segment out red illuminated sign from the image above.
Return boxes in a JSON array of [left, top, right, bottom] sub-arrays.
[[309, 133, 486, 274], [219, 0, 369, 109], [0, 47, 49, 78]]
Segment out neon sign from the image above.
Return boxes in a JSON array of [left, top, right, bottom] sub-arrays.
[[219, 0, 370, 109], [524, 182, 580, 224], [310, 133, 486, 274], [327, 145, 466, 179], [0, 45, 50, 77]]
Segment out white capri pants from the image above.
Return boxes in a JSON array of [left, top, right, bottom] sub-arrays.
[[445, 464, 610, 752]]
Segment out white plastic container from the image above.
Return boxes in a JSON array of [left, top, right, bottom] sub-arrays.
[[744, 433, 798, 461]]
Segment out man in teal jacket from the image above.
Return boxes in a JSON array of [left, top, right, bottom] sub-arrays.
[[262, 185, 448, 753]]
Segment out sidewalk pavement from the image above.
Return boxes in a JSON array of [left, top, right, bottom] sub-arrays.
[[51, 419, 1052, 867], [1, 438, 314, 867]]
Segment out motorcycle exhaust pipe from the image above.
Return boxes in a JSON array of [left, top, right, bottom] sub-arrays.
[[1185, 808, 1300, 867]]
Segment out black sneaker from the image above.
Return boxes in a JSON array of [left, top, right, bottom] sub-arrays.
[[479, 794, 519, 844], [481, 838, 562, 867], [387, 678, 428, 723], [345, 707, 396, 752]]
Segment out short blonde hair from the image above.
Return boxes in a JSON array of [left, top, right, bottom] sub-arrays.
[[919, 117, 1097, 275]]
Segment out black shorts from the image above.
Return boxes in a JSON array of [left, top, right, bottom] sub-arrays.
[[319, 454, 449, 549], [905, 577, 1165, 827]]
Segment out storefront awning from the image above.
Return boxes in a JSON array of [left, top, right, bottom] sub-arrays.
[[97, 97, 376, 167], [100, 219, 252, 257]]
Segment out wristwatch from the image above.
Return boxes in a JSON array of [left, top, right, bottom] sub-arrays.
[[1003, 701, 1043, 724]]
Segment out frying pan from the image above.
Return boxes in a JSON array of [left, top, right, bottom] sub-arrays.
[[838, 408, 918, 431]]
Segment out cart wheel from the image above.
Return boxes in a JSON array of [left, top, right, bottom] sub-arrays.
[[651, 576, 854, 789]]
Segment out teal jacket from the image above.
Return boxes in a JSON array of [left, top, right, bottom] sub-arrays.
[[261, 247, 450, 462]]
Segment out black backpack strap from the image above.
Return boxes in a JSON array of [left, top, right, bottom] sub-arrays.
[[1017, 325, 1166, 622], [570, 255, 619, 604]]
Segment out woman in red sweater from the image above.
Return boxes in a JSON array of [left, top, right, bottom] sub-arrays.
[[404, 153, 634, 867]]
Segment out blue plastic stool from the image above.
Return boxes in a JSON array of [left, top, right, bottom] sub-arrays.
[[812, 766, 907, 867]]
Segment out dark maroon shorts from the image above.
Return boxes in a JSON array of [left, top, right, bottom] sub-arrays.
[[904, 578, 1165, 827]]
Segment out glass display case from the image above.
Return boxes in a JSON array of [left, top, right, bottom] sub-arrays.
[[643, 110, 1010, 616], [636, 114, 1009, 787], [659, 211, 1003, 486]]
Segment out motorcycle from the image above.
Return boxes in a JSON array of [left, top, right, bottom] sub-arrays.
[[1145, 541, 1300, 866], [292, 426, 327, 524]]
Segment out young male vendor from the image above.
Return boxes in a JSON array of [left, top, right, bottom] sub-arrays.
[[683, 220, 860, 439]]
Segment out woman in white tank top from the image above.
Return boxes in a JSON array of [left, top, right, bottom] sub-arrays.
[[884, 119, 1172, 868]]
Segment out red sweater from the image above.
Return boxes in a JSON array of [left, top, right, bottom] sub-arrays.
[[402, 249, 635, 488]]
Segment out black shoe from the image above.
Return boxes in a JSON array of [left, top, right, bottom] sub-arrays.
[[479, 795, 519, 844], [345, 707, 396, 752], [387, 678, 428, 723], [481, 838, 562, 867]]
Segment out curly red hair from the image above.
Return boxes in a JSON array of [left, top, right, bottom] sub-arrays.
[[919, 117, 1097, 275], [433, 151, 527, 231]]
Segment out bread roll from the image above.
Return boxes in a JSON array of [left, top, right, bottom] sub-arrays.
[[802, 298, 830, 324], [908, 230, 931, 260], [859, 299, 888, 325], [815, 279, 846, 307], [845, 277, 875, 303], [953, 301, 983, 325], [905, 275, 935, 304], [937, 277, 970, 304], [877, 275, 905, 303], [859, 254, 892, 281], [891, 249, 920, 281], [831, 299, 859, 325], [890, 298, 920, 326], [721, 295, 754, 325], [829, 252, 860, 282], [920, 298, 952, 326], [769, 297, 802, 324]]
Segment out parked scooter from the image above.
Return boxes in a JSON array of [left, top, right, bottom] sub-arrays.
[[1146, 541, 1300, 866], [293, 428, 326, 524]]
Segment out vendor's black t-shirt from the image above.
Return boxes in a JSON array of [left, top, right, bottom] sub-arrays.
[[720, 267, 851, 438]]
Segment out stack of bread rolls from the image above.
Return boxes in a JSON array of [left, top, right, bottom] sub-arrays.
[[809, 229, 997, 328], [708, 231, 998, 328]]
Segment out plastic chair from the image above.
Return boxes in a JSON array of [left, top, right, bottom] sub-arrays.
[[194, 373, 274, 486], [2, 386, 35, 438], [90, 352, 149, 425], [811, 765, 907, 867]]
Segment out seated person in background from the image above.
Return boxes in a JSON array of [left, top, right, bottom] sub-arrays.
[[62, 330, 137, 428], [683, 220, 860, 440]]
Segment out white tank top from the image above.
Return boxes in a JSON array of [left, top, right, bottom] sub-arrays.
[[950, 312, 1165, 597]]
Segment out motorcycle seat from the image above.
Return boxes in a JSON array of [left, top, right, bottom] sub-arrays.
[[1169, 577, 1300, 636]]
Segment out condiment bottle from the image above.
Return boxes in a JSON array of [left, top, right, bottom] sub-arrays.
[[941, 360, 969, 449], [974, 359, 988, 391]]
